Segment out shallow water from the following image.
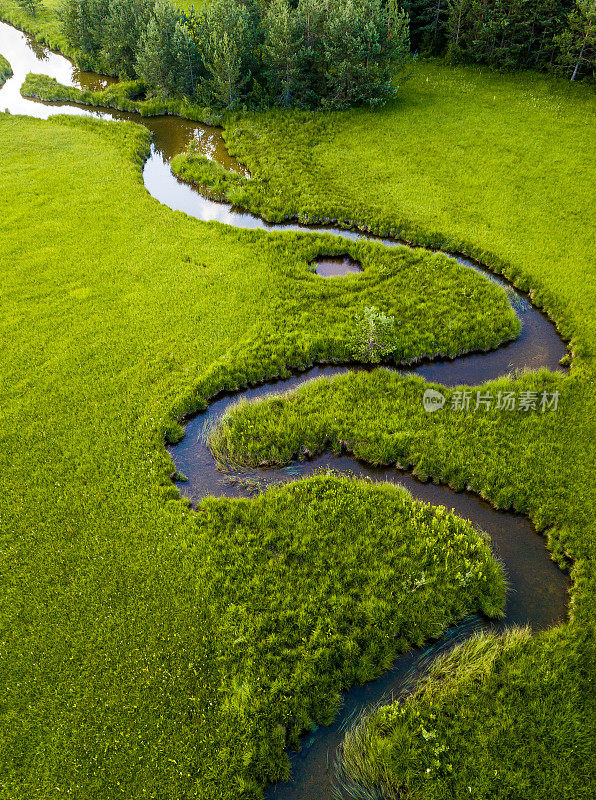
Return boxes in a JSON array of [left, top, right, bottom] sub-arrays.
[[313, 254, 363, 276], [0, 21, 571, 800]]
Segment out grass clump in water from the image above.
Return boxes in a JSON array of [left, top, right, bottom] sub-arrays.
[[171, 143, 250, 204], [190, 473, 505, 789], [20, 72, 222, 123], [0, 53, 11, 86]]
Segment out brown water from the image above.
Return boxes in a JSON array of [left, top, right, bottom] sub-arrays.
[[0, 21, 571, 800], [312, 255, 363, 277]]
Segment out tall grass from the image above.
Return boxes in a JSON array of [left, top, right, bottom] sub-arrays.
[[0, 53, 11, 86], [170, 146, 250, 202], [188, 473, 505, 790], [0, 42, 594, 800], [335, 627, 596, 800], [21, 72, 223, 123]]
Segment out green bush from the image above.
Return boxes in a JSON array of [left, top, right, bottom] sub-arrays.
[[0, 54, 11, 87]]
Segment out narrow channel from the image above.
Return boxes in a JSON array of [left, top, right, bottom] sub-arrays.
[[0, 20, 571, 800]]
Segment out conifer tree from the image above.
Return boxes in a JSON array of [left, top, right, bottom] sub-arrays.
[[60, 0, 109, 60], [322, 0, 409, 109], [198, 0, 255, 108], [135, 0, 179, 90], [404, 0, 449, 54], [173, 20, 202, 96], [263, 0, 309, 105], [102, 0, 152, 77]]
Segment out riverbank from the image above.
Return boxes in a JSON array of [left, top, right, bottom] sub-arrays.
[[0, 18, 594, 800], [0, 51, 9, 84], [21, 72, 222, 124], [0, 0, 68, 54]]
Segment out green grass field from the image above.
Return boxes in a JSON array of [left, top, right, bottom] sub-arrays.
[[220, 64, 596, 363], [0, 110, 520, 799], [199, 62, 596, 798], [0, 16, 595, 800]]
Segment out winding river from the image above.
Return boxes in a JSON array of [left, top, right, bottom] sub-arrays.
[[0, 20, 570, 800]]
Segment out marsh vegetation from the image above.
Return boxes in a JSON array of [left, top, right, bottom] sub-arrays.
[[0, 10, 594, 800]]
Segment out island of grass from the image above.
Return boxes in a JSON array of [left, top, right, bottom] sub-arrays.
[[191, 473, 505, 791], [0, 52, 10, 85], [0, 41, 594, 800], [21, 72, 222, 123], [171, 142, 250, 205]]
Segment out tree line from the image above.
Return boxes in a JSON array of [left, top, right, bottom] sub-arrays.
[[59, 0, 410, 109], [57, 0, 594, 110], [404, 0, 594, 78]]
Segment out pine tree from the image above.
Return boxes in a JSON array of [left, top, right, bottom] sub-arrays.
[[404, 0, 449, 54], [173, 20, 203, 96], [322, 0, 409, 109], [102, 0, 152, 77], [446, 0, 469, 60], [135, 0, 179, 90], [198, 0, 255, 108], [445, 0, 573, 70], [296, 0, 328, 98], [263, 0, 309, 105], [59, 0, 109, 60]]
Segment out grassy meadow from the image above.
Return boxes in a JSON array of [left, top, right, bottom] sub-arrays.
[[190, 474, 505, 794], [0, 18, 595, 800], [336, 628, 596, 800], [200, 62, 596, 798], [219, 64, 596, 362], [0, 110, 520, 799], [0, 0, 66, 53]]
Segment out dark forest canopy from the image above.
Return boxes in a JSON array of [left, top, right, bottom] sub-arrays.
[[59, 0, 411, 109], [58, 0, 595, 109], [405, 0, 595, 76]]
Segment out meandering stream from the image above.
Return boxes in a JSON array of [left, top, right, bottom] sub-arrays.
[[0, 20, 570, 799]]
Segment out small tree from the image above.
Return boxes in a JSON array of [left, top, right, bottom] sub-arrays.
[[136, 0, 179, 90], [351, 306, 397, 363], [17, 0, 43, 16], [263, 0, 309, 106], [197, 0, 256, 109], [102, 0, 152, 78], [322, 0, 410, 109], [59, 0, 109, 60], [555, 0, 596, 80]]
